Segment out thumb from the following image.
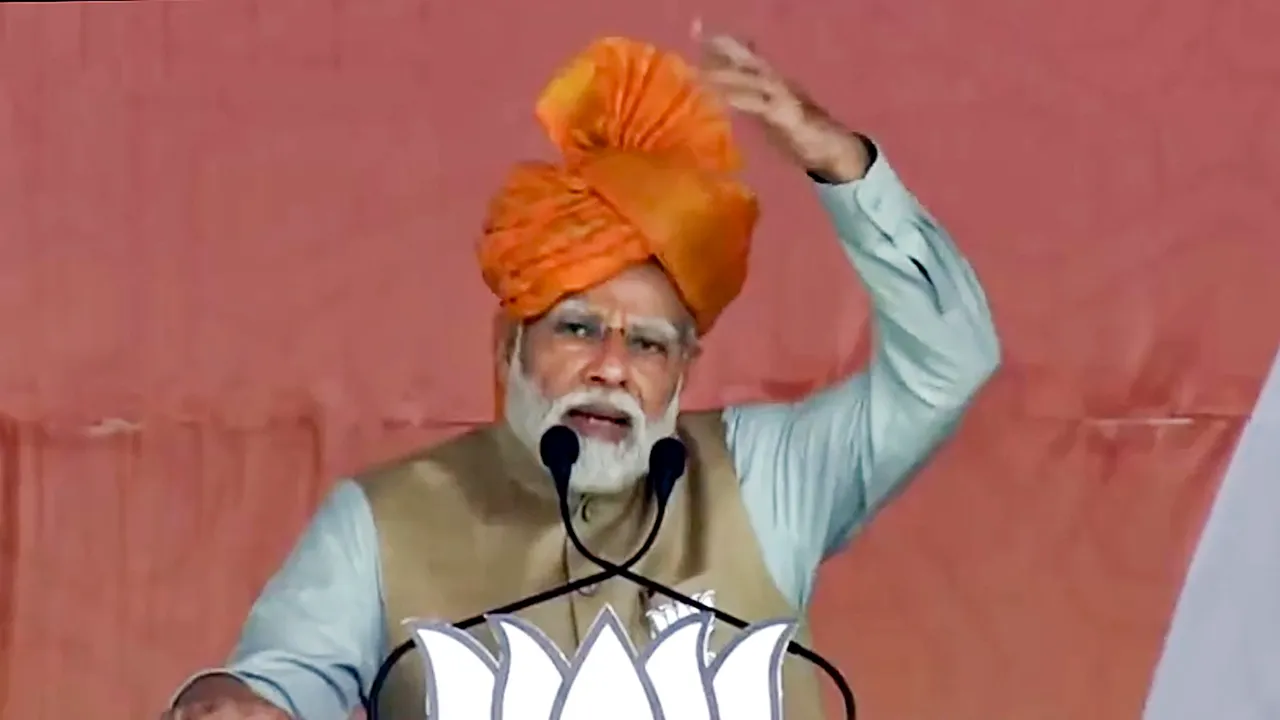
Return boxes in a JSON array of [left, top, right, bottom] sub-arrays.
[[348, 706, 368, 720]]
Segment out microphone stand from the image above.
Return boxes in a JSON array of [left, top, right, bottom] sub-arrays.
[[551, 454, 859, 719], [364, 429, 672, 719], [365, 426, 856, 720]]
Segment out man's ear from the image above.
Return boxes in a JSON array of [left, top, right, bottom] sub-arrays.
[[683, 335, 704, 368], [678, 343, 703, 391], [492, 311, 519, 420], [493, 311, 516, 376], [685, 342, 704, 365]]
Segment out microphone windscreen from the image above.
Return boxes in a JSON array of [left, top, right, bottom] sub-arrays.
[[648, 437, 687, 504], [539, 425, 580, 471]]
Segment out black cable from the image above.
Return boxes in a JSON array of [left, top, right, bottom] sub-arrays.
[[364, 429, 677, 718], [365, 425, 856, 720], [547, 429, 858, 720], [559, 497, 857, 719], [364, 511, 667, 716]]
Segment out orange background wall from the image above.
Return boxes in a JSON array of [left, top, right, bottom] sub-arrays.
[[1, 0, 1277, 718]]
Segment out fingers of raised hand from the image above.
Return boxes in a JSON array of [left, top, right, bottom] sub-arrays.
[[702, 33, 770, 76], [691, 26, 797, 117], [701, 68, 782, 97], [701, 68, 800, 120]]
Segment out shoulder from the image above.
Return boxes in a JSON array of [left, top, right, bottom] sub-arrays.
[[677, 410, 734, 470], [353, 424, 498, 498], [677, 409, 727, 443]]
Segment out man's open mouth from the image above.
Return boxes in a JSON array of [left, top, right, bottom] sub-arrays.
[[565, 406, 633, 428]]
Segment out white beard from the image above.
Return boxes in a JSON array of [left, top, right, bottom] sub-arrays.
[[503, 336, 680, 495]]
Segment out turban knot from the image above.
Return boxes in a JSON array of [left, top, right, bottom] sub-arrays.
[[477, 37, 759, 336]]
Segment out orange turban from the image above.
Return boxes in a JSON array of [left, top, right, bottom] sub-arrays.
[[477, 37, 758, 337]]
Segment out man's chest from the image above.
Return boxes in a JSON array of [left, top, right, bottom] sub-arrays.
[[382, 513, 740, 652]]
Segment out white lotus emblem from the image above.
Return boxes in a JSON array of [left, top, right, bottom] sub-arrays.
[[407, 606, 795, 720]]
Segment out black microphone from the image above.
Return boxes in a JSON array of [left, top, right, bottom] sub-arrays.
[[646, 435, 686, 507], [539, 424, 579, 498], [364, 426, 678, 719], [558, 444, 858, 720]]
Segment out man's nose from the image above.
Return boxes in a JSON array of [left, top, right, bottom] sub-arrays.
[[583, 333, 631, 389]]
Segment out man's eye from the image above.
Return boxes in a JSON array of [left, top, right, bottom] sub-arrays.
[[557, 321, 595, 338], [631, 337, 669, 355]]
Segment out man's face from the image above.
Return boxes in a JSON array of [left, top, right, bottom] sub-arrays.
[[501, 262, 698, 494]]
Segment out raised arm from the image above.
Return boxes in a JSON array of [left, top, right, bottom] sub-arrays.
[[169, 481, 384, 720], [697, 33, 1000, 609], [728, 144, 1000, 607]]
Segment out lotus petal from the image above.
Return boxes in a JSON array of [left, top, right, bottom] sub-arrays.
[[642, 613, 715, 720], [490, 614, 568, 720], [407, 619, 498, 720], [554, 608, 660, 720], [709, 620, 795, 720]]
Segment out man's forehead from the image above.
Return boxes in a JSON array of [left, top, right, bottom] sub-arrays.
[[579, 262, 691, 317], [550, 298, 681, 334]]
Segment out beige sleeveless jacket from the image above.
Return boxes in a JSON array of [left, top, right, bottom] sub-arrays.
[[356, 411, 828, 719]]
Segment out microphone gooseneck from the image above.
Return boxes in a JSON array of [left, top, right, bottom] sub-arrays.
[[558, 436, 858, 720], [367, 425, 855, 719], [364, 426, 674, 719]]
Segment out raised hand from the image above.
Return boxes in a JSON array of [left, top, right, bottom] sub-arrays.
[[696, 25, 870, 182]]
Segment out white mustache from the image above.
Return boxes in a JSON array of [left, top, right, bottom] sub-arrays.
[[547, 389, 645, 434]]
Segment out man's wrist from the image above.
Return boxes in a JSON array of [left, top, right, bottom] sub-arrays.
[[173, 672, 257, 707], [806, 132, 875, 184]]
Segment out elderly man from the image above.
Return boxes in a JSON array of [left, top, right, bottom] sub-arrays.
[[166, 32, 999, 720]]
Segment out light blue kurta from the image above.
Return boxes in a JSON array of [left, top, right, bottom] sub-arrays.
[[180, 145, 1001, 720]]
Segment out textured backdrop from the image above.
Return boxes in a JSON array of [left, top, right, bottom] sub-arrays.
[[0, 0, 1278, 718]]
